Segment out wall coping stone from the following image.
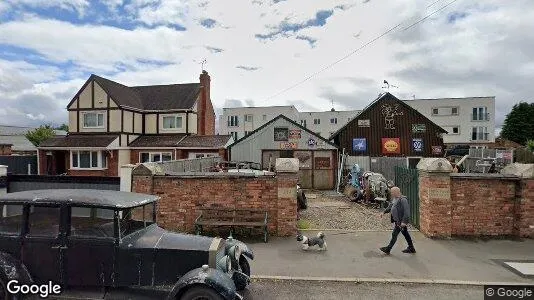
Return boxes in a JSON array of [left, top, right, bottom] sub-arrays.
[[152, 172, 276, 178], [501, 163, 534, 179], [450, 173, 520, 180], [416, 158, 453, 173]]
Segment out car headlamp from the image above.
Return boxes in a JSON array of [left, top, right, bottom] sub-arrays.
[[217, 255, 231, 273]]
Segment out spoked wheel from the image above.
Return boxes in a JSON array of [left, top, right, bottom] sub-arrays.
[[180, 286, 223, 300]]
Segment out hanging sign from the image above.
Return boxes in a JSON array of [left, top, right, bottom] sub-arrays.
[[412, 124, 426, 133], [432, 146, 443, 155], [289, 129, 301, 139], [412, 138, 423, 152], [280, 142, 297, 149], [382, 138, 401, 154], [358, 119, 370, 127], [352, 138, 367, 152]]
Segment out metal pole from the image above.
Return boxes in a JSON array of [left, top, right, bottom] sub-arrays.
[[336, 148, 345, 193], [28, 163, 31, 175]]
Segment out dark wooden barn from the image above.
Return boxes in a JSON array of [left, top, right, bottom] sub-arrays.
[[330, 92, 447, 157]]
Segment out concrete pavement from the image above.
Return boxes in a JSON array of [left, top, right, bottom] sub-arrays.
[[245, 231, 534, 284]]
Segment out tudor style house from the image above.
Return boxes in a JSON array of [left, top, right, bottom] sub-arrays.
[[38, 71, 232, 176]]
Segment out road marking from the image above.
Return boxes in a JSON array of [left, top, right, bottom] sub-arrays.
[[251, 275, 533, 286]]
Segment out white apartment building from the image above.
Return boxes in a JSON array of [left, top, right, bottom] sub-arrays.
[[220, 96, 496, 145], [403, 96, 496, 145], [298, 110, 361, 138], [219, 106, 299, 141]]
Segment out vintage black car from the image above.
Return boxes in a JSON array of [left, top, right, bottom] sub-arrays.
[[0, 189, 253, 300]]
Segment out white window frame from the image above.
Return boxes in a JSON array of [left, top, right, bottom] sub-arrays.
[[162, 115, 183, 130], [70, 150, 107, 170], [139, 152, 173, 163], [313, 118, 320, 125], [228, 116, 239, 127], [451, 107, 459, 115], [330, 118, 337, 124], [82, 112, 105, 128], [451, 126, 460, 135], [245, 114, 253, 122], [472, 107, 489, 121], [471, 126, 489, 141], [230, 132, 238, 140]]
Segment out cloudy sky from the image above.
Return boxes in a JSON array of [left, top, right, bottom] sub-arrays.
[[0, 0, 532, 132]]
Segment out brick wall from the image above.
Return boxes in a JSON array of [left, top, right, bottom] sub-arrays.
[[450, 176, 517, 236], [519, 179, 534, 238], [132, 173, 298, 236], [419, 170, 534, 238]]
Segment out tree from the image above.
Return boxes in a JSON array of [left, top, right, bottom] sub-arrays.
[[25, 125, 56, 147], [500, 102, 534, 145], [528, 140, 534, 152], [55, 124, 68, 131]]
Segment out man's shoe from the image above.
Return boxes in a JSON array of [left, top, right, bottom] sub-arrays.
[[379, 247, 390, 255], [402, 248, 416, 254]]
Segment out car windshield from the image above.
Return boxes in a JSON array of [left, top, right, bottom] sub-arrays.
[[118, 203, 156, 239]]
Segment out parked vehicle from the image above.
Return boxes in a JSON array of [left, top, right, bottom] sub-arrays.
[[444, 145, 470, 157], [0, 189, 252, 300]]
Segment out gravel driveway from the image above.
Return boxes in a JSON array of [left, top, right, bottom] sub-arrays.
[[299, 191, 416, 231]]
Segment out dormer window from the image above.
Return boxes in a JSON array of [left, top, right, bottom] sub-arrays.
[[162, 115, 183, 129], [83, 112, 104, 128]]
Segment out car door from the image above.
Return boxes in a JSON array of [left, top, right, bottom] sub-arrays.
[[22, 204, 65, 284], [64, 206, 116, 287], [0, 204, 24, 259]]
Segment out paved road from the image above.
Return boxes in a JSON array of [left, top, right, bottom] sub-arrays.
[[242, 280, 484, 300]]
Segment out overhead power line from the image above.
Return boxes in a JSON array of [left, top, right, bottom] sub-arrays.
[[265, 0, 460, 101]]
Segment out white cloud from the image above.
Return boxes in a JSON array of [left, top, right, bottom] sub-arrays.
[[6, 0, 90, 16], [0, 0, 533, 130]]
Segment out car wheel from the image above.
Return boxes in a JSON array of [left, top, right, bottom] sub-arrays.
[[239, 256, 250, 276], [180, 286, 223, 300]]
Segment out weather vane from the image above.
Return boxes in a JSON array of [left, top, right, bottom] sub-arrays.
[[200, 58, 207, 71], [382, 80, 398, 90]]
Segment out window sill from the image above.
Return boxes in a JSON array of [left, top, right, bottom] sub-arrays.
[[82, 126, 105, 129], [70, 168, 108, 171]]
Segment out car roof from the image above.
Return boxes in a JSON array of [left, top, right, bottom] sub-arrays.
[[0, 189, 159, 209]]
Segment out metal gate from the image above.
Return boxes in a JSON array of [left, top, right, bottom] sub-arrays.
[[394, 166, 419, 229]]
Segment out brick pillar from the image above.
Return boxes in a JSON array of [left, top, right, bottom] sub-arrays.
[[502, 163, 534, 238], [519, 179, 534, 238], [218, 148, 227, 160], [275, 158, 299, 236], [176, 149, 185, 160], [417, 158, 453, 238], [0, 165, 7, 195]]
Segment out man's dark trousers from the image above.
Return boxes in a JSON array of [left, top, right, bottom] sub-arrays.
[[387, 224, 414, 250]]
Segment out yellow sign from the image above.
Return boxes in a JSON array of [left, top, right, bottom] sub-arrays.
[[280, 142, 297, 149]]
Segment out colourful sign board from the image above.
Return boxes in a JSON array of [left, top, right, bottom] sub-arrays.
[[412, 138, 423, 152], [280, 142, 298, 149], [382, 138, 401, 154], [432, 145, 443, 155], [358, 119, 371, 127], [289, 129, 301, 139], [412, 124, 426, 133], [307, 138, 317, 148], [352, 138, 367, 152]]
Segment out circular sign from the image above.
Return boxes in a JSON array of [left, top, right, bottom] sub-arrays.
[[307, 138, 317, 147]]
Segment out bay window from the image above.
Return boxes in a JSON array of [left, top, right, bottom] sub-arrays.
[[83, 112, 104, 128], [71, 151, 107, 169]]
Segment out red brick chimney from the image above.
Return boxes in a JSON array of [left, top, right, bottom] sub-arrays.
[[198, 70, 215, 135]]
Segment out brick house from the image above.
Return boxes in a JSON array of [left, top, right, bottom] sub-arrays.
[[38, 71, 231, 176]]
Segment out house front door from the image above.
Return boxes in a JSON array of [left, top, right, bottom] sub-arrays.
[[55, 151, 67, 175]]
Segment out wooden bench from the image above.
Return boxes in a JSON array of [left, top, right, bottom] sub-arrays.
[[195, 208, 269, 243]]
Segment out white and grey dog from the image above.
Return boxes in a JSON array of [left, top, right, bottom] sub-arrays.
[[296, 232, 327, 251]]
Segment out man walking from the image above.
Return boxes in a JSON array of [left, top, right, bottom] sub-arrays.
[[379, 187, 416, 254]]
